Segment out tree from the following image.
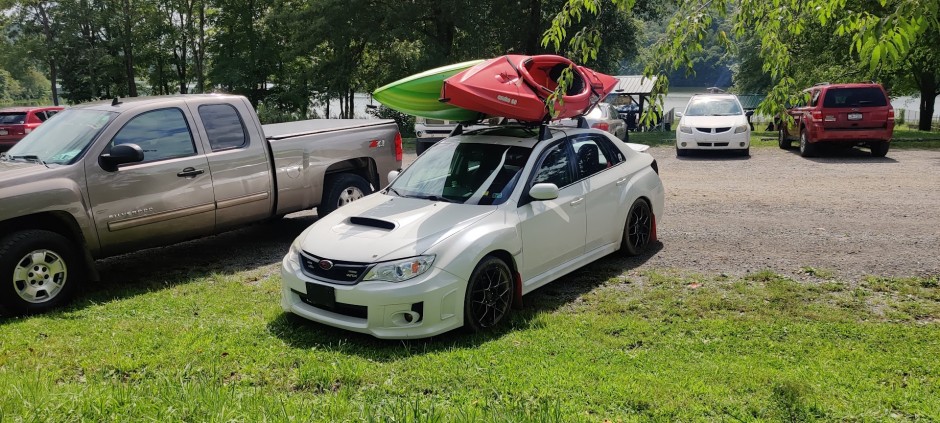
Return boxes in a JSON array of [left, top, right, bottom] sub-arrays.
[[544, 0, 940, 125]]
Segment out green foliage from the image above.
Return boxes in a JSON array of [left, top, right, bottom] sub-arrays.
[[366, 105, 415, 137]]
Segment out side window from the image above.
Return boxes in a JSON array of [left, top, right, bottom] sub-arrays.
[[47, 110, 59, 118], [532, 141, 572, 187], [572, 136, 617, 179], [110, 108, 196, 163], [810, 90, 821, 107], [35, 111, 48, 122], [198, 104, 249, 151]]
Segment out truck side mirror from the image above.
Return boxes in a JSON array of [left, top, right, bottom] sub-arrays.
[[99, 143, 144, 172], [745, 110, 754, 117], [387, 170, 400, 183]]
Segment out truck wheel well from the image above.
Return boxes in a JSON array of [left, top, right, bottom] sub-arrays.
[[324, 158, 379, 190], [0, 212, 84, 245]]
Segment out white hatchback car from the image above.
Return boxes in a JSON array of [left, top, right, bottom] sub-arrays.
[[281, 126, 664, 339], [675, 94, 751, 156]]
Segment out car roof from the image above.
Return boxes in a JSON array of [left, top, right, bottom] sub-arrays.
[[0, 106, 64, 113], [804, 82, 884, 91], [690, 93, 739, 100], [74, 94, 245, 112]]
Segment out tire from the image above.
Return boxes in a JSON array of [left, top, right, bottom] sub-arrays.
[[778, 129, 791, 149], [0, 230, 82, 315], [870, 141, 890, 157], [799, 129, 817, 157], [463, 256, 514, 333], [318, 173, 373, 217], [621, 199, 653, 256]]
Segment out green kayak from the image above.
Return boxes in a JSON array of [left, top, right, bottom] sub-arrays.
[[373, 60, 485, 121]]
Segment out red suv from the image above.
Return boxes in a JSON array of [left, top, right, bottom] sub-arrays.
[[0, 106, 65, 150], [779, 83, 894, 157]]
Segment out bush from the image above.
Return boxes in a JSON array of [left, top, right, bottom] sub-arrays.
[[367, 105, 415, 137]]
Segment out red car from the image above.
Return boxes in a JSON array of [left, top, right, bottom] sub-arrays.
[[779, 83, 894, 157], [0, 106, 65, 150]]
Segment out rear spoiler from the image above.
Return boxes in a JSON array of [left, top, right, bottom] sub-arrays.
[[626, 143, 650, 152]]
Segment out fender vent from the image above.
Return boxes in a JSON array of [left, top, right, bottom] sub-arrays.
[[349, 216, 396, 230]]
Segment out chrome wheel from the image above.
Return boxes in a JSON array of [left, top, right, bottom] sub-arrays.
[[337, 186, 365, 207], [13, 249, 68, 304], [466, 258, 513, 330]]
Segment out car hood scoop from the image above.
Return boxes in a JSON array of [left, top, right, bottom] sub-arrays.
[[301, 194, 495, 262]]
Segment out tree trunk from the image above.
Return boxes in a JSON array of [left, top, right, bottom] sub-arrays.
[[524, 0, 542, 54], [37, 3, 59, 105], [914, 69, 938, 131], [122, 0, 138, 97]]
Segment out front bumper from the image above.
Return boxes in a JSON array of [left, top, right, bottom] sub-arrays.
[[280, 253, 465, 339], [676, 130, 750, 150]]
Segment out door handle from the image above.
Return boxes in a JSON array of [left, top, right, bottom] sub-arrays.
[[569, 197, 584, 207], [616, 178, 627, 186], [177, 167, 205, 178]]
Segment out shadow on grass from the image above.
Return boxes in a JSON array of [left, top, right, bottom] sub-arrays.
[[266, 241, 664, 360], [0, 212, 320, 322]]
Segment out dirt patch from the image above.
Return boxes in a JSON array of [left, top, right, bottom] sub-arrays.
[[639, 146, 940, 280]]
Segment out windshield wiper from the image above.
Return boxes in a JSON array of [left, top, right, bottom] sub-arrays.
[[386, 187, 403, 197], [8, 155, 50, 168], [419, 195, 454, 203]]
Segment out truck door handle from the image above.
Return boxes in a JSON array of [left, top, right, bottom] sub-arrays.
[[569, 197, 584, 207], [177, 167, 205, 178]]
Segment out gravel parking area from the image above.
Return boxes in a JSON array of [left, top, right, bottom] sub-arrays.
[[640, 146, 940, 280], [98, 146, 939, 288]]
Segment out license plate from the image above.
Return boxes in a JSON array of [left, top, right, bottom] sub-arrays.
[[0, 130, 7, 135], [847, 112, 863, 121], [305, 282, 336, 309]]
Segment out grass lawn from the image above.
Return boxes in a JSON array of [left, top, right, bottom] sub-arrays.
[[1, 260, 937, 421]]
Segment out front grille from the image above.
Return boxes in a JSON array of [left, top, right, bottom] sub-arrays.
[[696, 142, 731, 147], [293, 289, 368, 319], [300, 251, 371, 285], [695, 127, 732, 134]]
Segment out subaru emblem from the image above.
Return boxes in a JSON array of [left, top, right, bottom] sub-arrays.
[[318, 259, 334, 270]]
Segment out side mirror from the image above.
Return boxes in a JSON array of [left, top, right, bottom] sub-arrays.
[[387, 170, 400, 184], [675, 111, 683, 118], [99, 143, 144, 172], [745, 110, 754, 117], [528, 183, 559, 201]]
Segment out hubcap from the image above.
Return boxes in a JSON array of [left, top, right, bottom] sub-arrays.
[[13, 249, 68, 303], [628, 204, 651, 249], [469, 264, 512, 328], [337, 186, 365, 207]]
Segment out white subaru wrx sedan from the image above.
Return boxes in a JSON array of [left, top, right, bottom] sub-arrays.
[[281, 126, 664, 339]]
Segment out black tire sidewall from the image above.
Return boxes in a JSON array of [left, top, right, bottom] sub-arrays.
[[622, 199, 652, 256], [319, 173, 373, 217], [0, 230, 81, 315], [463, 256, 513, 333]]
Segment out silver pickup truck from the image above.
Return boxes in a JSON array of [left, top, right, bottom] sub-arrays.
[[0, 94, 402, 315]]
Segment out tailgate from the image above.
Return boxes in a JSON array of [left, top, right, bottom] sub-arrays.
[[820, 87, 891, 130]]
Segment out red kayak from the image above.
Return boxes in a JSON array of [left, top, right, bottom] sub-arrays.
[[440, 55, 618, 122]]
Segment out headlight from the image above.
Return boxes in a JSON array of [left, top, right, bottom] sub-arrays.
[[362, 255, 436, 283], [679, 125, 693, 134], [286, 237, 302, 266], [734, 124, 749, 134]]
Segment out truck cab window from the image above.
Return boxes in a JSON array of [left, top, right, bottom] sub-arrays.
[[198, 104, 248, 151], [110, 108, 196, 163]]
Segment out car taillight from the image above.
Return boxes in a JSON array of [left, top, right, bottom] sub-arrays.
[[591, 122, 609, 131], [888, 108, 895, 121], [811, 110, 822, 120], [394, 132, 403, 162]]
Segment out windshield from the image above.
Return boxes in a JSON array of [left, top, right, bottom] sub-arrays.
[[684, 97, 743, 116], [389, 140, 532, 205], [5, 109, 117, 165]]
